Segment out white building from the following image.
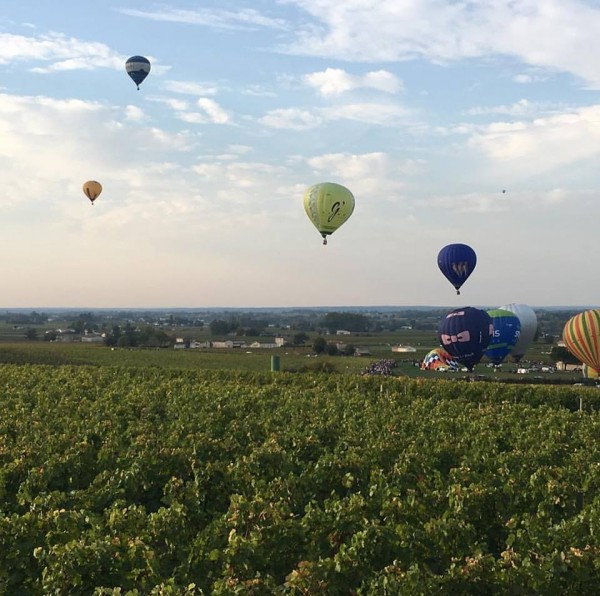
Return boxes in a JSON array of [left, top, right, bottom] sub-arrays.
[[391, 345, 417, 353]]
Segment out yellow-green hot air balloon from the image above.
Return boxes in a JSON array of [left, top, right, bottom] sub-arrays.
[[303, 182, 355, 245], [83, 180, 102, 205], [563, 309, 600, 374]]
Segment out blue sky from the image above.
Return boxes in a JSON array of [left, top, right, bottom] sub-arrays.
[[1, 1, 600, 307]]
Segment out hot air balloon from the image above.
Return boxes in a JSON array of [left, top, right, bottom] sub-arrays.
[[437, 244, 477, 295], [438, 307, 493, 371], [303, 182, 355, 245], [83, 180, 102, 205], [421, 347, 459, 371], [126, 56, 151, 90], [485, 308, 521, 365], [563, 310, 600, 374], [498, 303, 537, 362]]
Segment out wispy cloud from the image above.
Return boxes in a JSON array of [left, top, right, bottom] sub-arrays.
[[422, 188, 581, 213], [117, 7, 288, 31], [163, 81, 218, 96], [259, 107, 323, 130], [173, 97, 232, 124], [466, 99, 564, 118], [259, 100, 410, 129], [513, 73, 549, 84]]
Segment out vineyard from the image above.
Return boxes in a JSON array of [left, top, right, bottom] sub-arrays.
[[1, 365, 600, 593]]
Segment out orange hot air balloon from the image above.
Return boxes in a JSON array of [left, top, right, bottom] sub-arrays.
[[83, 180, 102, 205], [562, 309, 600, 374]]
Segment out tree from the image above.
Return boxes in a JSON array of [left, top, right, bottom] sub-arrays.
[[312, 336, 327, 355], [341, 344, 356, 356], [325, 343, 338, 356], [293, 332, 309, 345], [548, 346, 580, 365], [44, 330, 57, 342], [25, 328, 38, 341], [321, 312, 369, 333], [210, 320, 232, 335]]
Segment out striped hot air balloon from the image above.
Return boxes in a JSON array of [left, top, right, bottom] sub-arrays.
[[125, 56, 151, 90], [562, 309, 600, 374]]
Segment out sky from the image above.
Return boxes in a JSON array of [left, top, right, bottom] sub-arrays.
[[1, 1, 600, 308]]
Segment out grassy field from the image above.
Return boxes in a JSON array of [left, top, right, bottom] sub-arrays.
[[0, 338, 585, 384]]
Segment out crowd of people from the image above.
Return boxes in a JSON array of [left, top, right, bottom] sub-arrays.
[[362, 359, 398, 376]]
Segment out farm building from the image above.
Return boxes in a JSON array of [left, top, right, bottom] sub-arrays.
[[190, 340, 211, 349]]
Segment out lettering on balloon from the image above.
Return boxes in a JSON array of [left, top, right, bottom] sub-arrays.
[[441, 331, 471, 345], [451, 261, 470, 277], [327, 201, 341, 223]]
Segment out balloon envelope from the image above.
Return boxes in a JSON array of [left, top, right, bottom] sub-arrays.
[[438, 307, 493, 371], [126, 56, 151, 89], [437, 244, 477, 294], [485, 308, 521, 365], [498, 303, 537, 362], [563, 309, 600, 373], [421, 347, 459, 371], [83, 180, 102, 204], [582, 364, 598, 380], [303, 182, 355, 245]]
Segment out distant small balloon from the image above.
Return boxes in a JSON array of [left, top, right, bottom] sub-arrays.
[[125, 55, 151, 90], [82, 180, 102, 205]]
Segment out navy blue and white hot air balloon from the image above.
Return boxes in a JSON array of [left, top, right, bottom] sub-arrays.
[[438, 307, 493, 371], [437, 243, 477, 295], [125, 56, 151, 90]]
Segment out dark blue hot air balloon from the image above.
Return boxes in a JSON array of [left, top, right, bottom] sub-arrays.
[[485, 308, 521, 366], [438, 307, 493, 371], [437, 243, 477, 295], [125, 56, 151, 90]]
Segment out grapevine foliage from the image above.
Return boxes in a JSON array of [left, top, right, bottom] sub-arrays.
[[0, 365, 599, 593]]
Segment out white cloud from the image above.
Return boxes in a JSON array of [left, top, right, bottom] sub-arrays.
[[0, 32, 124, 70], [513, 73, 549, 84], [422, 188, 578, 213], [175, 98, 231, 124], [242, 85, 277, 97], [124, 105, 145, 122], [468, 104, 600, 173], [321, 102, 409, 124], [197, 98, 231, 124], [467, 99, 560, 117], [150, 97, 191, 112], [284, 0, 600, 87], [306, 152, 418, 199], [260, 100, 409, 129], [260, 107, 323, 130], [0, 93, 192, 211], [303, 68, 403, 95], [163, 81, 218, 96], [117, 7, 288, 31]]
